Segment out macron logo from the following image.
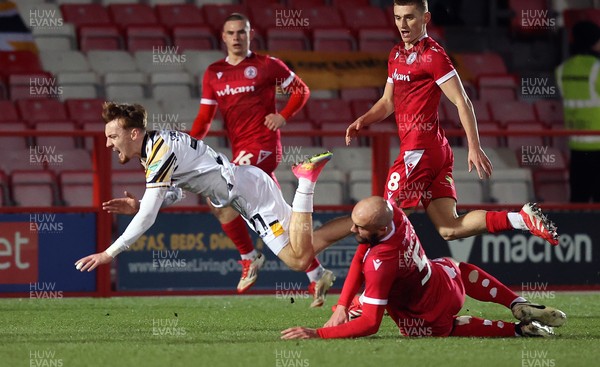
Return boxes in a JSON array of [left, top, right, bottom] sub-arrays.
[[392, 69, 411, 82], [215, 84, 255, 97], [373, 259, 382, 270]]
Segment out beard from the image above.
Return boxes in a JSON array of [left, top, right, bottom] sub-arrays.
[[354, 233, 381, 247]]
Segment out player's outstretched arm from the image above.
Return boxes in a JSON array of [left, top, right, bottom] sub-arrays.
[[323, 305, 349, 327], [281, 327, 319, 340], [74, 251, 112, 272], [346, 83, 394, 145], [440, 76, 493, 179]]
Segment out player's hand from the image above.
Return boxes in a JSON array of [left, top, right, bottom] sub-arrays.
[[346, 117, 365, 145], [264, 113, 286, 131], [467, 146, 493, 179], [102, 191, 139, 215], [74, 252, 112, 272], [323, 305, 349, 327], [280, 327, 319, 340]]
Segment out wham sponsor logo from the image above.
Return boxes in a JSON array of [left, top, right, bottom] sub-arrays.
[[215, 84, 255, 97], [391, 69, 411, 82]]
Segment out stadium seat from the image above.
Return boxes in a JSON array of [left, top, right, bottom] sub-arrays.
[[33, 23, 76, 51], [479, 87, 517, 102], [183, 50, 225, 78], [453, 170, 485, 204], [340, 87, 380, 101], [288, 0, 327, 8], [0, 170, 9, 206], [281, 121, 317, 147], [39, 50, 90, 74], [34, 121, 79, 150], [56, 71, 99, 101], [49, 148, 94, 175], [489, 100, 538, 127], [16, 2, 62, 29], [173, 26, 218, 51], [65, 98, 104, 125], [340, 7, 389, 33], [454, 52, 508, 84], [563, 9, 600, 36], [0, 51, 43, 75], [303, 7, 344, 29], [202, 4, 247, 32], [0, 123, 30, 150], [534, 99, 564, 127], [489, 168, 534, 204], [81, 122, 106, 152], [350, 99, 375, 119], [160, 98, 200, 124], [505, 122, 547, 151], [0, 148, 45, 174], [7, 72, 53, 100], [358, 28, 398, 53], [134, 51, 185, 74], [533, 169, 569, 203], [549, 124, 569, 151], [10, 170, 59, 207], [108, 4, 158, 28], [112, 170, 146, 200], [314, 182, 345, 205], [78, 25, 124, 52], [331, 0, 370, 7], [0, 100, 20, 122], [266, 28, 310, 51], [103, 71, 147, 101], [156, 3, 204, 30], [276, 99, 308, 122], [331, 147, 372, 172], [150, 72, 195, 101], [126, 25, 171, 53], [17, 99, 68, 124], [306, 99, 353, 125], [508, 0, 552, 36], [313, 28, 356, 52], [87, 50, 138, 75], [249, 5, 287, 34], [471, 120, 504, 149], [59, 170, 94, 207], [321, 123, 351, 149], [60, 3, 111, 27]]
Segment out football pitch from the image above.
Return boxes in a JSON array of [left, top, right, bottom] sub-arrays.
[[1, 292, 599, 367]]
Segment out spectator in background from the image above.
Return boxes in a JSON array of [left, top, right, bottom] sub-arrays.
[[556, 21, 600, 203], [189, 13, 335, 307]]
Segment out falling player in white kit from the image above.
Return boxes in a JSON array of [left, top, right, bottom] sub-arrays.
[[74, 102, 347, 279]]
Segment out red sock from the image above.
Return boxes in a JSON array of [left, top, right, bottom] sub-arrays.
[[221, 215, 254, 255], [305, 258, 320, 273], [485, 211, 512, 233], [450, 316, 516, 337], [459, 262, 518, 308]]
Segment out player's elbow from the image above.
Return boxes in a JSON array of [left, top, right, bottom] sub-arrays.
[[438, 227, 460, 241]]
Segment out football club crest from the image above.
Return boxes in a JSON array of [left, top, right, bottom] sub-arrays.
[[406, 52, 417, 65], [244, 66, 257, 79]]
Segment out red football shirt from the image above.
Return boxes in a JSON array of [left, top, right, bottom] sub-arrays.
[[387, 35, 456, 151], [317, 206, 461, 339], [200, 52, 295, 155]]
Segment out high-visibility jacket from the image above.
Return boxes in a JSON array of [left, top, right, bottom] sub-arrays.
[[556, 55, 600, 150]]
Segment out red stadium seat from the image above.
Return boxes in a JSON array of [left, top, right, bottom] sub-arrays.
[[477, 74, 518, 101], [8, 72, 56, 101], [479, 87, 517, 102], [249, 5, 287, 34], [313, 28, 356, 52], [112, 170, 146, 200], [47, 148, 93, 174], [34, 121, 79, 150], [173, 26, 218, 51], [60, 4, 111, 27], [281, 121, 318, 147], [321, 122, 351, 149], [350, 99, 375, 120], [0, 100, 20, 122], [156, 4, 204, 30], [126, 25, 171, 52], [0, 149, 46, 173], [306, 99, 353, 125], [489, 100, 537, 126], [332, 0, 370, 7], [454, 53, 508, 84], [289, 0, 327, 9], [79, 25, 124, 52], [340, 87, 380, 101], [340, 7, 389, 33], [17, 99, 68, 124], [472, 120, 504, 148], [60, 170, 94, 207], [303, 7, 344, 29], [202, 4, 247, 34], [11, 170, 59, 207], [0, 51, 43, 75], [508, 0, 551, 36], [505, 122, 547, 151], [65, 99, 105, 125], [266, 28, 310, 51], [533, 169, 569, 203], [0, 123, 29, 150], [534, 99, 564, 127], [358, 28, 398, 53], [108, 4, 158, 28]]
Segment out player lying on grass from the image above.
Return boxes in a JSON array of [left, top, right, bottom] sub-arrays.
[[75, 102, 350, 306], [281, 196, 567, 339]]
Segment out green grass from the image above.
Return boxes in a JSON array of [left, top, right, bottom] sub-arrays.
[[1, 293, 598, 367]]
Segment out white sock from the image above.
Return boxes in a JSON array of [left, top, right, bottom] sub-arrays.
[[240, 249, 257, 260], [508, 212, 527, 230], [297, 177, 316, 194], [306, 265, 325, 283], [510, 296, 528, 309], [292, 191, 313, 213]]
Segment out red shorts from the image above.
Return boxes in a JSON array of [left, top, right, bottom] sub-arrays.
[[384, 144, 457, 209], [230, 144, 282, 180], [394, 258, 465, 337]]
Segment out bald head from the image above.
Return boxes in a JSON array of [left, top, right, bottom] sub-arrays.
[[351, 196, 394, 245]]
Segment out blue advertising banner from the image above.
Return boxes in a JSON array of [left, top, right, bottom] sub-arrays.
[[0, 213, 97, 293], [116, 210, 599, 291], [116, 212, 356, 291]]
